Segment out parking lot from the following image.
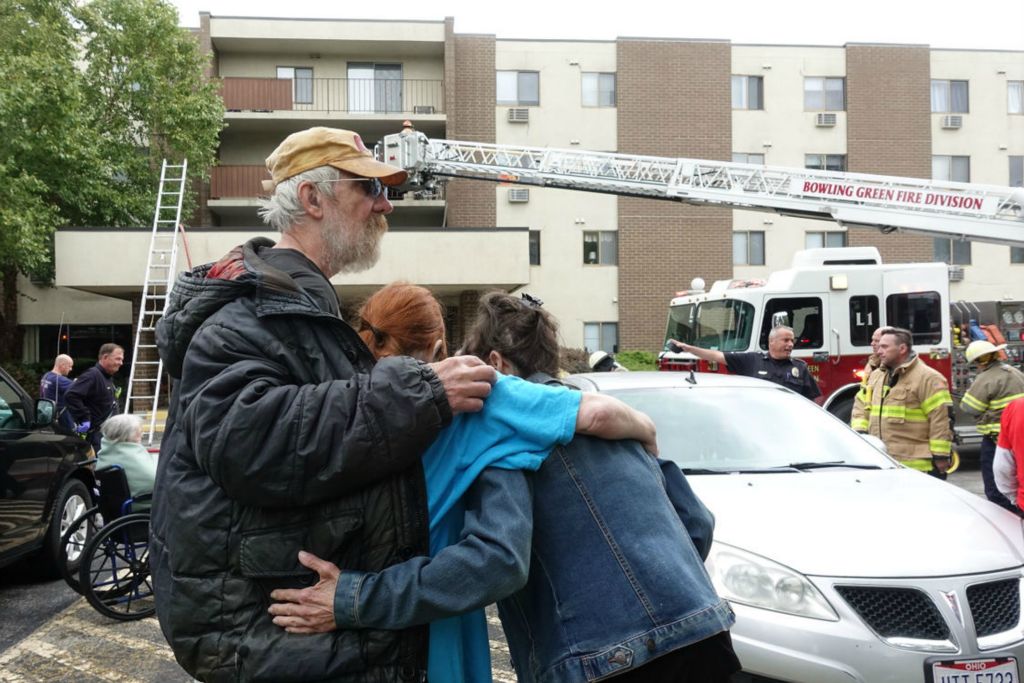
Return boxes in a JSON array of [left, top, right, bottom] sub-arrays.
[[0, 462, 990, 682]]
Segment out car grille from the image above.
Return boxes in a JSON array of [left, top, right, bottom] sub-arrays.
[[967, 578, 1020, 637], [835, 586, 949, 640]]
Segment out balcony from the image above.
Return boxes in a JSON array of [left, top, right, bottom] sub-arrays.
[[208, 165, 446, 227], [221, 77, 444, 116]]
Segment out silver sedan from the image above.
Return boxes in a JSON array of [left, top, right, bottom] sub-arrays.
[[567, 371, 1024, 683]]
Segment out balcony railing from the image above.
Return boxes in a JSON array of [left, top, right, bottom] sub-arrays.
[[210, 165, 447, 200], [221, 77, 445, 115]]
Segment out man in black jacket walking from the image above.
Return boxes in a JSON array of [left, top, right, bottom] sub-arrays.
[[151, 127, 495, 683], [65, 343, 123, 451]]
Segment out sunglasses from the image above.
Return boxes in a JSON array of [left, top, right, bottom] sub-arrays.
[[323, 177, 386, 199]]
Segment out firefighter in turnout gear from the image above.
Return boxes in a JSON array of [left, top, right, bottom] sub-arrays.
[[851, 328, 954, 476], [961, 340, 1024, 510]]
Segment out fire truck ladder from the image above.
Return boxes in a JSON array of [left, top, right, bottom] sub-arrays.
[[125, 159, 188, 446], [383, 133, 1024, 247]]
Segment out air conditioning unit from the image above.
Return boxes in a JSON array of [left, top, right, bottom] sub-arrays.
[[815, 112, 837, 127], [508, 188, 530, 203], [412, 105, 435, 114], [941, 115, 963, 129], [507, 108, 530, 123], [948, 265, 965, 282]]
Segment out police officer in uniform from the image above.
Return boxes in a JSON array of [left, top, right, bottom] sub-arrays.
[[670, 326, 821, 400]]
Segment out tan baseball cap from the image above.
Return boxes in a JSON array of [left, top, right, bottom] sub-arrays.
[[262, 127, 407, 192]]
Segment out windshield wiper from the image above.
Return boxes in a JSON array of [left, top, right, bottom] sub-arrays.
[[786, 461, 883, 470], [680, 467, 731, 475]]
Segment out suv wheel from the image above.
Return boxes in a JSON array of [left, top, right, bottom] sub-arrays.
[[39, 479, 91, 578]]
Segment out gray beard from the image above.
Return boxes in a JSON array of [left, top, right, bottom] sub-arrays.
[[321, 213, 387, 276]]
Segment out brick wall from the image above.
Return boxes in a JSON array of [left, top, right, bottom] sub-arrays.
[[617, 39, 733, 350], [445, 29, 496, 228], [846, 44, 933, 262]]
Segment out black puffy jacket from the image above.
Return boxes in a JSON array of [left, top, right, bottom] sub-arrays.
[[152, 238, 450, 682]]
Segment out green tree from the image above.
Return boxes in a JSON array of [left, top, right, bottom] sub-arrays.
[[0, 0, 223, 360]]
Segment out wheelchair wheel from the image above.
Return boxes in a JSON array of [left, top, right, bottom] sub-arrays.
[[79, 514, 155, 621], [60, 507, 101, 594]]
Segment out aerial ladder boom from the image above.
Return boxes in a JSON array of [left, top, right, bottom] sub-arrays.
[[381, 132, 1024, 247]]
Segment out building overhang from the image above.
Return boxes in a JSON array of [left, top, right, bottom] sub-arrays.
[[55, 226, 529, 298]]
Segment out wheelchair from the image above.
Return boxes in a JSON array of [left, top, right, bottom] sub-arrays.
[[60, 464, 154, 621]]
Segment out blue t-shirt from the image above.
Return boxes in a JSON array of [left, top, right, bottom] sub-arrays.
[[423, 374, 580, 683]]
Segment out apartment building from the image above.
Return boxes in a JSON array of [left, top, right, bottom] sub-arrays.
[[34, 14, 1024, 367]]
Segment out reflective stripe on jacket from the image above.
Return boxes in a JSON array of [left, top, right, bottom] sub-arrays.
[[960, 363, 1024, 437], [850, 354, 953, 461], [851, 355, 880, 432]]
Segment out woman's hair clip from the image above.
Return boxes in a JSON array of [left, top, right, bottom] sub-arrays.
[[520, 292, 544, 308]]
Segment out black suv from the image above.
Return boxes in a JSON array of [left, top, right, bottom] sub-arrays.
[[0, 366, 94, 575]]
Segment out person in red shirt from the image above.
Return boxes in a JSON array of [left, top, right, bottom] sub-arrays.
[[993, 398, 1024, 514]]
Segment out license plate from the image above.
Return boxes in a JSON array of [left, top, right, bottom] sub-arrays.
[[929, 657, 1018, 683]]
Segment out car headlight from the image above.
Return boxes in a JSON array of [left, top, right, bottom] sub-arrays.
[[706, 542, 838, 621]]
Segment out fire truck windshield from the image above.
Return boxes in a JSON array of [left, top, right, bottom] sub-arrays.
[[666, 299, 755, 352]]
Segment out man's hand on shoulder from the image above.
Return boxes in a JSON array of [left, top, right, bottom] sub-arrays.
[[268, 551, 339, 634], [429, 355, 496, 414]]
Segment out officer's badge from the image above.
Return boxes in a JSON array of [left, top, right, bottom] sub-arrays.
[[791, 367, 800, 377]]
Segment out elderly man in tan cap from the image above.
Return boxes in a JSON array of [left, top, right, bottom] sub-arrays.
[[961, 339, 1024, 510], [150, 127, 497, 682]]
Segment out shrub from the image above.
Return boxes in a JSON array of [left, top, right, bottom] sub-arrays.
[[615, 350, 658, 371]]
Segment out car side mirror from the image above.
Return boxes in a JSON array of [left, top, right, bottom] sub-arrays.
[[35, 399, 56, 427]]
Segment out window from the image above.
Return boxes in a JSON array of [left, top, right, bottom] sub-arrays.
[[931, 79, 969, 113], [732, 152, 765, 165], [497, 71, 540, 106], [583, 231, 617, 265], [347, 63, 402, 112], [277, 66, 313, 105], [584, 322, 618, 354], [529, 230, 541, 266], [932, 155, 970, 183], [694, 300, 756, 351], [804, 77, 845, 111], [934, 238, 971, 265], [666, 303, 697, 347], [733, 231, 765, 266], [1013, 157, 1023, 264], [849, 295, 880, 347], [805, 154, 847, 172], [758, 297, 824, 350], [0, 375, 27, 430], [731, 75, 763, 110], [582, 72, 615, 107], [805, 231, 847, 249], [1010, 81, 1024, 114], [886, 291, 942, 345]]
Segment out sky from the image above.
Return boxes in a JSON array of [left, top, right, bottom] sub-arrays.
[[168, 0, 1024, 51]]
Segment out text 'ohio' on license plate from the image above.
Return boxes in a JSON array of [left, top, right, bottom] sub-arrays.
[[931, 657, 1017, 683]]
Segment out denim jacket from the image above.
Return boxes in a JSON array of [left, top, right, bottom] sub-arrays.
[[333, 376, 733, 683], [495, 374, 735, 683]]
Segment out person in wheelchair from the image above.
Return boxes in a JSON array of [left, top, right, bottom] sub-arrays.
[[96, 414, 156, 510]]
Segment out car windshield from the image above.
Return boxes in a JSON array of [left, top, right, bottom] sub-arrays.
[[694, 299, 755, 352], [607, 385, 894, 472]]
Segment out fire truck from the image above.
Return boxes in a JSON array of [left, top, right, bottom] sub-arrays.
[[380, 131, 1024, 446], [659, 249, 1024, 448]]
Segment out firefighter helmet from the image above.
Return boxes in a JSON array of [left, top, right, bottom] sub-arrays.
[[965, 339, 1006, 363]]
